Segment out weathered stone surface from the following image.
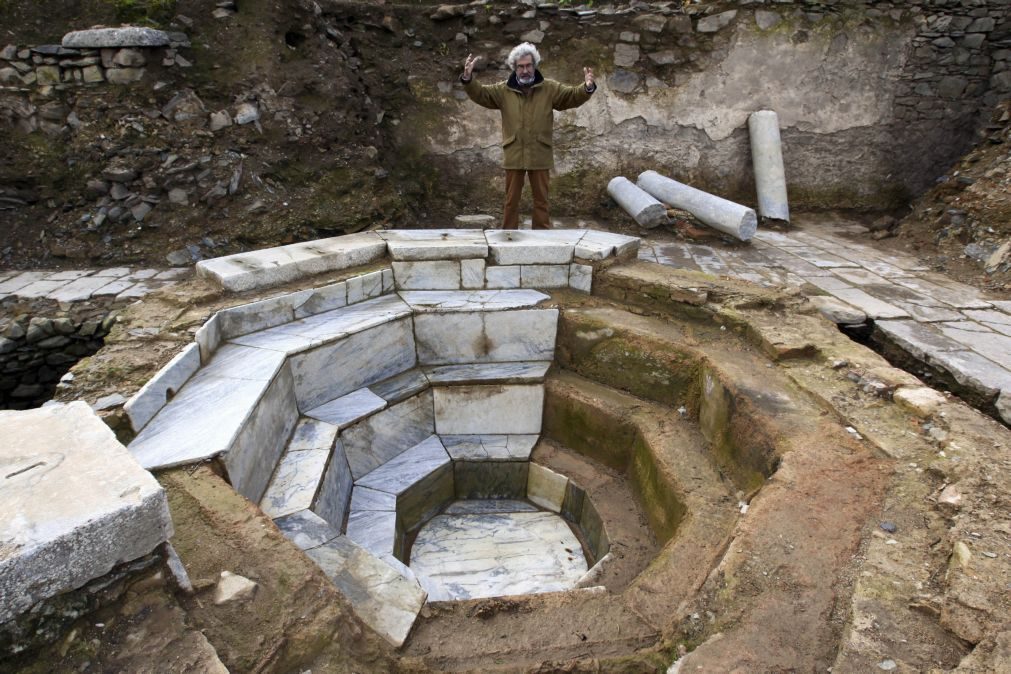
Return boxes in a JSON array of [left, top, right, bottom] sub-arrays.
[[124, 342, 201, 432], [527, 462, 568, 513], [697, 10, 737, 33], [1, 402, 173, 624], [893, 386, 946, 418], [392, 260, 461, 290], [808, 295, 867, 325], [433, 383, 544, 434], [62, 27, 170, 49], [213, 571, 258, 605]]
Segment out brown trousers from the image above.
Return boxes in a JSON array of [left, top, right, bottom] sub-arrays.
[[503, 169, 550, 230]]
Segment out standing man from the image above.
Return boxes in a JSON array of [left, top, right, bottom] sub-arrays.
[[460, 43, 596, 230]]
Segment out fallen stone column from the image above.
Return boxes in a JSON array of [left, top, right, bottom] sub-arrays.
[[606, 177, 669, 229], [636, 170, 757, 241], [748, 110, 790, 223]]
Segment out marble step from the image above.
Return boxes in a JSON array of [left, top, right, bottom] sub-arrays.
[[355, 434, 451, 496], [400, 289, 550, 313], [380, 229, 489, 261], [423, 361, 551, 386], [440, 434, 538, 461], [259, 418, 339, 520]]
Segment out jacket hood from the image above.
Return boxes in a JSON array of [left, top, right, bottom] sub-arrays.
[[507, 69, 544, 92]]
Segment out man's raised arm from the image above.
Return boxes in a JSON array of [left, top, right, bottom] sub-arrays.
[[460, 53, 501, 110]]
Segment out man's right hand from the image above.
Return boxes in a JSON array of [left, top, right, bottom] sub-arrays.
[[462, 53, 480, 82]]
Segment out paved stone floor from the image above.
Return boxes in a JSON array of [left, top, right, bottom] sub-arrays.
[[0, 267, 187, 303], [637, 215, 1011, 422]]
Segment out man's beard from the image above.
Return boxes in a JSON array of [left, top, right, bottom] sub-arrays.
[[516, 72, 535, 85]]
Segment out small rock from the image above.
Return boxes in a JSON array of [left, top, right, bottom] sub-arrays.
[[869, 215, 897, 232], [106, 67, 145, 84], [166, 249, 191, 266], [951, 541, 972, 569], [697, 10, 737, 33], [877, 659, 897, 671], [102, 166, 138, 183], [879, 521, 897, 534], [808, 295, 866, 325], [234, 102, 259, 125], [131, 202, 153, 221], [112, 48, 146, 67], [938, 484, 962, 509], [985, 240, 1010, 273], [168, 188, 189, 205], [213, 571, 257, 605], [92, 393, 127, 411], [893, 386, 946, 418], [0, 337, 15, 354], [209, 109, 232, 131], [755, 10, 781, 31]]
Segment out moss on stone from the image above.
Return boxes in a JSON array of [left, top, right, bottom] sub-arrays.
[[629, 433, 687, 545]]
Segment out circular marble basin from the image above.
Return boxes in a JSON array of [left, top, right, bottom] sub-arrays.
[[408, 500, 589, 601]]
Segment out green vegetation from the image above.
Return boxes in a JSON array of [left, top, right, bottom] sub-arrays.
[[110, 0, 177, 26]]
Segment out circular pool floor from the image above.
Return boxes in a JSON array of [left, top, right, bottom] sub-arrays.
[[409, 500, 589, 601]]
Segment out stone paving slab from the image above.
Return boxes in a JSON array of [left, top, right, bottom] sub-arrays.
[[440, 434, 538, 461], [0, 267, 178, 302], [400, 289, 550, 313], [423, 361, 551, 386], [305, 388, 387, 429]]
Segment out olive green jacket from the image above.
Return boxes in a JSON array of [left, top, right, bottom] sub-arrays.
[[463, 70, 594, 170]]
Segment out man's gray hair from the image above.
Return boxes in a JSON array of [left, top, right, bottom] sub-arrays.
[[506, 42, 542, 70]]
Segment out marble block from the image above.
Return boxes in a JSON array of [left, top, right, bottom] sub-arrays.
[[342, 391, 436, 480], [443, 499, 539, 515], [368, 368, 430, 404], [382, 268, 394, 293], [354, 434, 451, 497], [306, 388, 387, 429], [260, 446, 330, 519], [217, 290, 312, 339], [409, 512, 587, 602], [423, 361, 551, 386], [454, 461, 529, 500], [194, 313, 221, 363], [575, 230, 640, 260], [223, 363, 300, 504], [569, 264, 592, 293], [382, 229, 488, 261], [392, 260, 462, 290], [289, 317, 417, 411], [433, 384, 544, 434], [312, 440, 354, 531], [346, 269, 385, 305], [485, 265, 521, 289], [346, 509, 399, 557], [293, 280, 347, 319], [287, 418, 338, 452], [461, 259, 486, 289], [527, 463, 569, 513], [440, 434, 538, 461], [0, 402, 174, 625], [579, 495, 610, 561], [306, 535, 426, 648], [350, 486, 397, 512], [400, 289, 549, 313], [196, 233, 386, 292], [398, 462, 455, 532], [520, 265, 570, 289], [487, 230, 576, 265], [414, 309, 558, 365], [231, 294, 412, 355], [124, 342, 201, 433], [129, 344, 286, 471], [273, 509, 340, 550]]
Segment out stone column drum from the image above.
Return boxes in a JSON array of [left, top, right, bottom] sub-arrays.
[[606, 177, 670, 229], [636, 170, 757, 242], [748, 110, 790, 223]]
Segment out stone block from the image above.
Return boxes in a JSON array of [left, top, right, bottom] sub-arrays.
[[424, 361, 551, 385], [34, 65, 60, 84], [124, 342, 201, 432], [569, 264, 592, 293], [346, 269, 384, 304], [454, 461, 529, 499], [485, 265, 521, 289], [305, 388, 387, 429], [306, 536, 426, 647], [392, 260, 461, 290], [287, 418, 338, 452], [521, 264, 569, 288], [62, 27, 170, 48], [697, 10, 737, 33], [614, 43, 639, 67], [217, 290, 311, 339], [273, 509, 340, 550], [350, 485, 397, 512], [293, 280, 347, 319], [526, 462, 568, 513], [382, 229, 488, 260], [433, 384, 544, 434], [194, 313, 221, 363], [893, 386, 946, 418], [574, 230, 640, 260], [342, 391, 436, 480], [441, 434, 538, 461], [312, 439, 354, 530], [369, 368, 430, 404], [461, 258, 486, 289], [259, 446, 329, 519], [106, 67, 145, 84], [400, 288, 549, 312], [398, 462, 455, 531], [414, 308, 558, 365], [1, 402, 173, 624], [345, 509, 398, 558], [487, 230, 575, 265], [832, 288, 909, 319]]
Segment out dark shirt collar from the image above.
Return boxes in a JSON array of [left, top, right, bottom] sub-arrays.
[[507, 69, 544, 92]]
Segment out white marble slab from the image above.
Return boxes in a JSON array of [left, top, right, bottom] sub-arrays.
[[273, 509, 340, 550], [223, 363, 301, 503], [409, 511, 587, 601], [194, 313, 221, 363], [392, 260, 462, 290], [345, 509, 398, 557], [260, 446, 330, 519], [350, 485, 397, 512], [487, 230, 577, 265], [217, 290, 312, 339], [382, 229, 488, 261], [520, 265, 570, 289], [569, 264, 592, 293], [355, 434, 451, 496], [312, 439, 354, 530], [527, 463, 568, 513], [306, 535, 426, 647], [368, 368, 430, 403], [288, 418, 338, 452], [575, 230, 640, 260], [434, 384, 544, 435], [230, 294, 412, 355], [293, 280, 347, 319], [461, 258, 485, 289], [443, 499, 540, 515], [484, 265, 521, 289], [342, 390, 435, 480], [289, 317, 417, 411], [441, 434, 539, 461], [347, 269, 385, 304], [128, 344, 286, 470], [305, 388, 387, 429], [423, 361, 551, 385], [124, 343, 201, 433], [414, 309, 558, 365], [196, 233, 386, 292], [399, 289, 549, 313]]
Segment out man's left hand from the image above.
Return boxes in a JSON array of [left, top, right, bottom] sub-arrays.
[[583, 67, 595, 91]]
